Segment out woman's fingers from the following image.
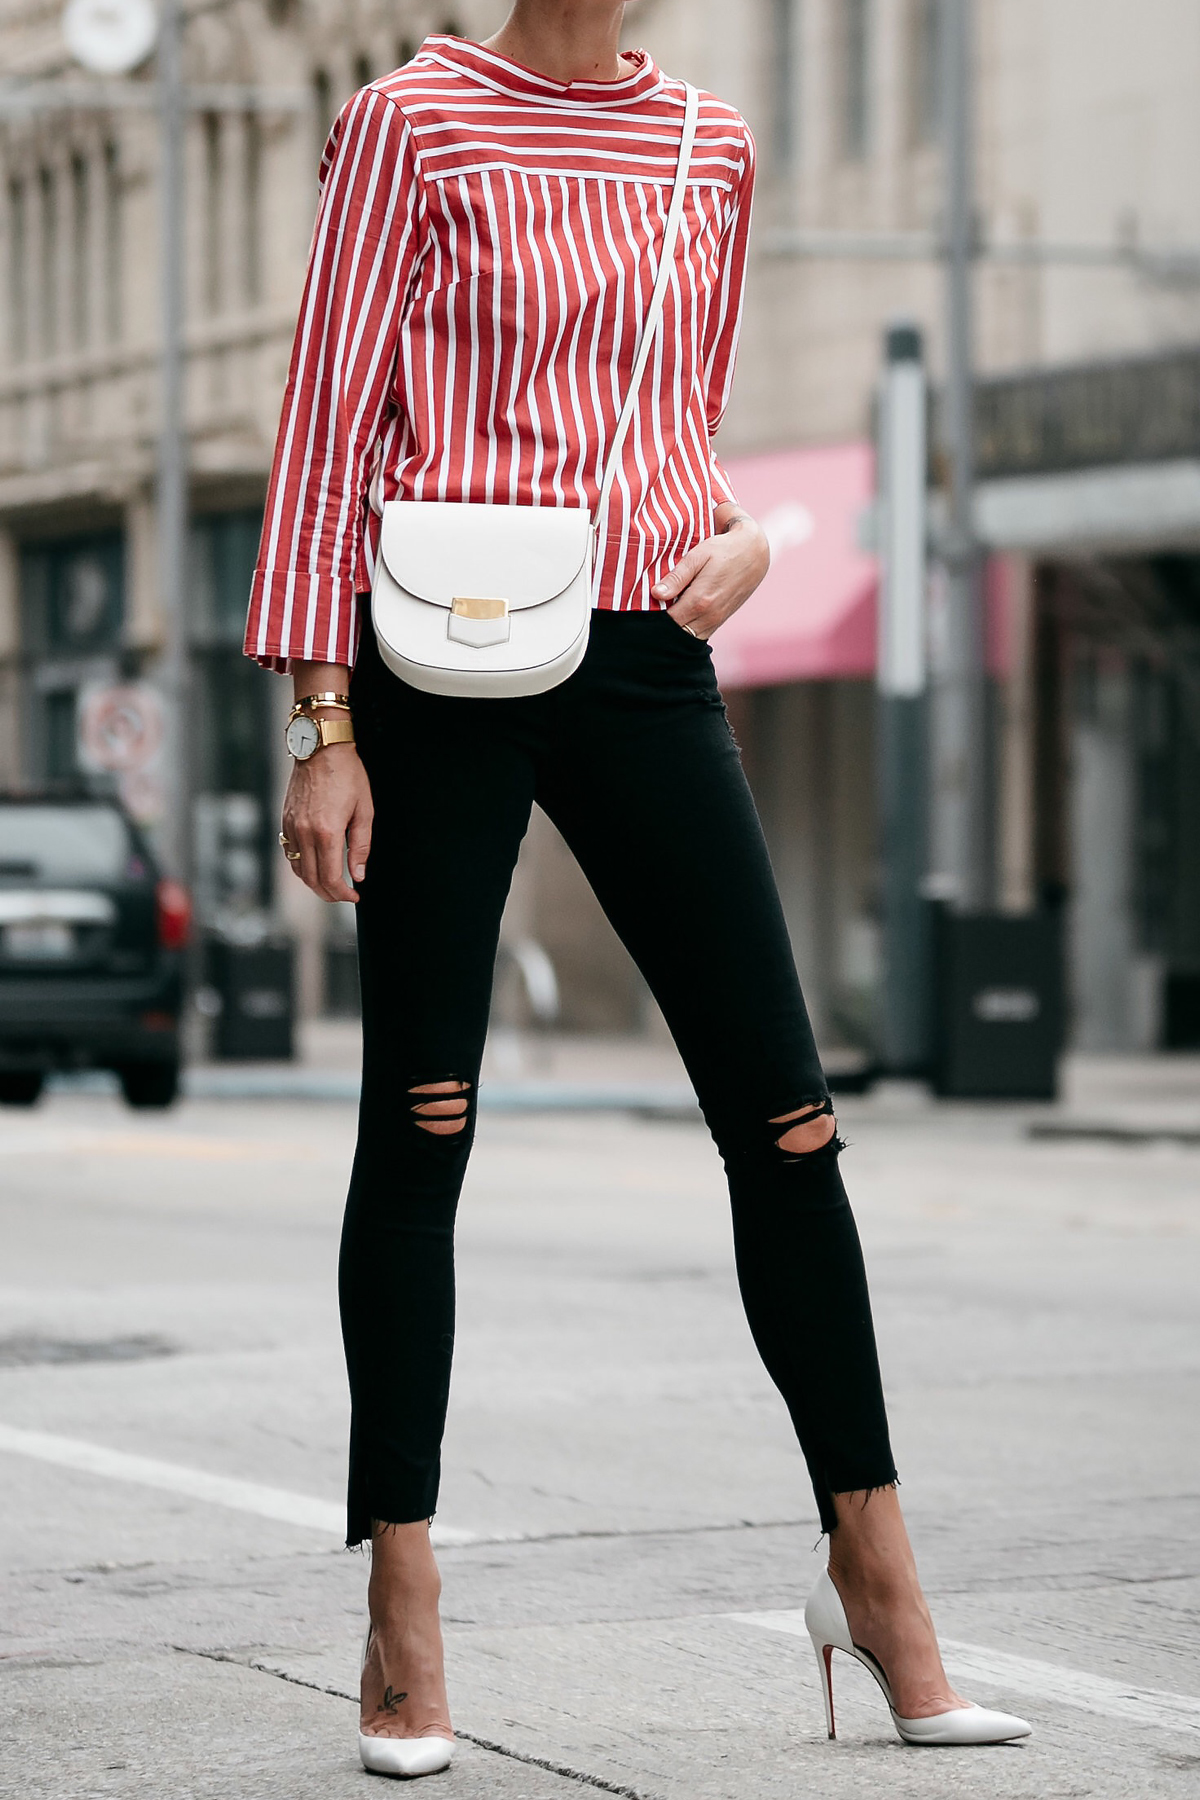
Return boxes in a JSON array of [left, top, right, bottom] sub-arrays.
[[667, 568, 723, 638], [280, 809, 309, 886], [281, 748, 374, 903], [347, 796, 374, 886], [294, 824, 322, 895], [661, 549, 720, 637], [315, 823, 357, 902], [651, 542, 709, 606], [667, 598, 714, 638]]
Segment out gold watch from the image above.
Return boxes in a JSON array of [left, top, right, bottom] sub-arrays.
[[285, 710, 355, 761]]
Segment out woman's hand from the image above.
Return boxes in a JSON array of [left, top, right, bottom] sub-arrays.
[[651, 506, 770, 639], [282, 743, 374, 903]]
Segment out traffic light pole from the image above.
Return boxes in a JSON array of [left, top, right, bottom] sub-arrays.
[[876, 323, 932, 1073], [156, 0, 190, 881], [929, 0, 991, 912]]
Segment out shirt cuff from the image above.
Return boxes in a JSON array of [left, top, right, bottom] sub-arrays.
[[243, 568, 361, 673], [709, 450, 739, 508]]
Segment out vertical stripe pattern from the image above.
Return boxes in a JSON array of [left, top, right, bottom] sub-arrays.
[[246, 37, 755, 670]]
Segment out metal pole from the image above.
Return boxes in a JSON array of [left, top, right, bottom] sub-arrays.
[[876, 322, 932, 1072], [156, 0, 189, 880], [931, 0, 990, 911]]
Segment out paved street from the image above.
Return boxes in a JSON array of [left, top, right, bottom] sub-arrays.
[[2, 1056, 1199, 1799]]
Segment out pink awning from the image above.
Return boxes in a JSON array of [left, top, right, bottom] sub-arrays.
[[710, 441, 878, 689]]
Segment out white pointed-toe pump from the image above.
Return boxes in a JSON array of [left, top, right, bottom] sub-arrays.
[[804, 1567, 1032, 1747], [358, 1626, 456, 1779]]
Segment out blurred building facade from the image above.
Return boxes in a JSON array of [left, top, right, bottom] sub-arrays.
[[1, 0, 1198, 1049]]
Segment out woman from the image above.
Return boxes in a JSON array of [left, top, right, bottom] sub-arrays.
[[246, 2, 1030, 1775]]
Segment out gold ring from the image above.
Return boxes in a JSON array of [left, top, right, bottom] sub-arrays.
[[284, 849, 301, 862], [278, 830, 290, 849], [681, 623, 698, 638]]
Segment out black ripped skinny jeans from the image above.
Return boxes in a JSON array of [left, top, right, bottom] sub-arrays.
[[340, 610, 897, 1546]]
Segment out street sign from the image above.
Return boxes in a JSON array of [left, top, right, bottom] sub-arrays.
[[62, 0, 157, 75], [77, 682, 164, 774], [76, 682, 168, 824]]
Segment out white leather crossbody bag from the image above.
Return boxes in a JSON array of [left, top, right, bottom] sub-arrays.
[[370, 84, 700, 699]]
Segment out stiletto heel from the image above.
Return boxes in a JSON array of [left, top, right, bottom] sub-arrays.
[[803, 1568, 1031, 1747], [812, 1636, 837, 1739], [358, 1624, 456, 1778]]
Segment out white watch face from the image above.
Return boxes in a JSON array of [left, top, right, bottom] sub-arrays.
[[286, 714, 320, 760]]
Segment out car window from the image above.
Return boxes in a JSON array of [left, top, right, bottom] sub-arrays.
[[0, 805, 135, 882]]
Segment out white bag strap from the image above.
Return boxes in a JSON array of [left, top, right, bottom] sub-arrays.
[[592, 82, 700, 536]]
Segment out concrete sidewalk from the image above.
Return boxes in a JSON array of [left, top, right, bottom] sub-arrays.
[[2, 1079, 1198, 1798]]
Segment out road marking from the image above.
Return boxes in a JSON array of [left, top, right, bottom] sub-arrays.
[[0, 1132, 313, 1161], [0, 1422, 480, 1547], [729, 1608, 1200, 1736]]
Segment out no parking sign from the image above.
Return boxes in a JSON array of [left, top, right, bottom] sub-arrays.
[[76, 683, 168, 822]]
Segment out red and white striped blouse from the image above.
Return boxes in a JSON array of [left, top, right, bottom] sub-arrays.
[[245, 35, 755, 670]]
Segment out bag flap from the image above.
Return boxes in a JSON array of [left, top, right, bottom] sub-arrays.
[[378, 501, 593, 611]]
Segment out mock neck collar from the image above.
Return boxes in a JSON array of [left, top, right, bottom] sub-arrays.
[[422, 35, 663, 106]]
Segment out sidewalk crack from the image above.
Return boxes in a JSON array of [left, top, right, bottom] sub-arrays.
[[177, 1646, 661, 1799]]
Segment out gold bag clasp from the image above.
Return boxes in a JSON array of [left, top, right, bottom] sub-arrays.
[[451, 596, 509, 621]]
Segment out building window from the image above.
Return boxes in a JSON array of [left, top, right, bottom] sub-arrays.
[[38, 165, 58, 356], [243, 111, 262, 305], [103, 140, 122, 342], [353, 52, 373, 90], [396, 37, 417, 67], [70, 152, 89, 349], [7, 177, 28, 362], [771, 0, 801, 175], [20, 532, 125, 784], [839, 0, 871, 161], [911, 0, 944, 146], [202, 112, 223, 314], [44, 690, 81, 780], [49, 541, 123, 655], [313, 67, 334, 165]]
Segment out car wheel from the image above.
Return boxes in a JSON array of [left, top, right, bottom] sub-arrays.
[[118, 1062, 181, 1109], [0, 1072, 45, 1106]]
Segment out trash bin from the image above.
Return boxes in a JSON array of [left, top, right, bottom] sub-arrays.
[[932, 909, 1065, 1100], [1164, 972, 1200, 1049], [206, 935, 296, 1061]]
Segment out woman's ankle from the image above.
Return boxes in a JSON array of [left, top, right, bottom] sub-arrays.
[[827, 1488, 921, 1585], [368, 1519, 442, 1622]]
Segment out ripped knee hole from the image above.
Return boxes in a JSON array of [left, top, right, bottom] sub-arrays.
[[769, 1097, 838, 1157], [409, 1079, 472, 1136]]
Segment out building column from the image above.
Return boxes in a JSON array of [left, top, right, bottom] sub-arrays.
[[0, 528, 22, 783], [996, 552, 1036, 912], [1068, 653, 1137, 1050]]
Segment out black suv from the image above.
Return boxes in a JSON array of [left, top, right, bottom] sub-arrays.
[[0, 793, 189, 1107]]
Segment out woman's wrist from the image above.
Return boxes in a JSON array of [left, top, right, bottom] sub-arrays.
[[713, 505, 770, 584], [291, 661, 354, 723]]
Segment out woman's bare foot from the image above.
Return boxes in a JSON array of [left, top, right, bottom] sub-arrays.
[[360, 1520, 454, 1743], [827, 1488, 968, 1720]]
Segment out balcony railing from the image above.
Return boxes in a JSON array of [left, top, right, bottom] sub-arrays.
[[972, 347, 1200, 479]]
